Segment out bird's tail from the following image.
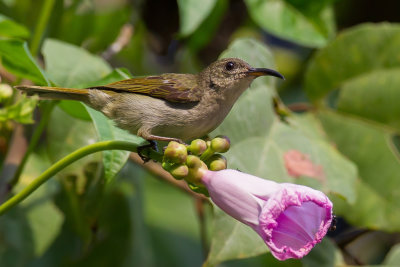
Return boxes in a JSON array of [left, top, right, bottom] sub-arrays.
[[15, 85, 90, 102]]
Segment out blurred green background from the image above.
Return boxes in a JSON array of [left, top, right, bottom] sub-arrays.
[[1, 0, 400, 266]]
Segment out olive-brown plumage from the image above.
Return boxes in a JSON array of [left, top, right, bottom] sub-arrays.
[[16, 58, 283, 143]]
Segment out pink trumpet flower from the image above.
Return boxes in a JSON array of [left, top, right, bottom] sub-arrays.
[[201, 169, 333, 260]]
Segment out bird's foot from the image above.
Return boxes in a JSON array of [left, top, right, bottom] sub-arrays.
[[137, 140, 158, 163]]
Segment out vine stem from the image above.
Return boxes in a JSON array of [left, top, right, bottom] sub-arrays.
[[10, 101, 55, 187], [0, 140, 161, 216], [30, 0, 55, 56], [9, 0, 57, 193]]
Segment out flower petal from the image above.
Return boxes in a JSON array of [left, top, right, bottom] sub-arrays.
[[258, 184, 333, 260]]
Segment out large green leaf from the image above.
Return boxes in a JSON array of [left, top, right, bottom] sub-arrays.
[[186, 0, 228, 51], [46, 106, 100, 177], [0, 208, 34, 267], [305, 23, 400, 103], [0, 14, 30, 38], [0, 39, 49, 85], [42, 38, 111, 87], [226, 114, 357, 202], [17, 152, 63, 257], [177, 0, 218, 36], [204, 207, 267, 267], [337, 68, 400, 131], [142, 166, 206, 267], [384, 244, 400, 266], [85, 107, 145, 183], [244, 0, 336, 47], [207, 38, 357, 266], [301, 238, 345, 267], [52, 6, 131, 53], [318, 110, 400, 231]]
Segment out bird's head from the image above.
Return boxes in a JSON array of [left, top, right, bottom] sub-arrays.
[[199, 58, 284, 96]]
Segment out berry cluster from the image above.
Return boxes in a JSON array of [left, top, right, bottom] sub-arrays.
[[161, 136, 230, 193]]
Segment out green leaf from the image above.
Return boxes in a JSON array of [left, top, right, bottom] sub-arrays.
[[57, 100, 91, 121], [0, 94, 38, 124], [384, 244, 400, 266], [0, 208, 34, 267], [42, 38, 111, 87], [305, 23, 400, 102], [17, 152, 63, 257], [186, 0, 228, 51], [225, 114, 357, 202], [337, 68, 400, 131], [142, 164, 205, 267], [177, 0, 218, 36], [318, 110, 400, 231], [80, 67, 132, 88], [46, 106, 100, 177], [48, 4, 130, 53], [301, 238, 345, 267], [204, 207, 267, 267], [85, 106, 145, 183], [0, 39, 49, 85], [0, 14, 30, 38], [244, 0, 335, 47]]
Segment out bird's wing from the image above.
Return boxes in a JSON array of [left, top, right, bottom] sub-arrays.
[[88, 74, 203, 103]]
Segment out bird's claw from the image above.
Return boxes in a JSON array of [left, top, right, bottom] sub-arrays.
[[137, 140, 158, 163]]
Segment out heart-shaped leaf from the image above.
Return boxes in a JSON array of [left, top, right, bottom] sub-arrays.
[[305, 23, 400, 102], [0, 39, 49, 85], [244, 0, 336, 47]]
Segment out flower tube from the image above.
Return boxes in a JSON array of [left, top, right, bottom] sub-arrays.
[[201, 169, 333, 260]]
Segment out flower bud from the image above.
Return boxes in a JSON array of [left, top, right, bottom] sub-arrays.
[[186, 155, 202, 169], [170, 164, 189, 179], [210, 136, 230, 153], [0, 83, 13, 100], [162, 162, 189, 179], [163, 141, 187, 163], [208, 154, 227, 171], [185, 156, 208, 185], [187, 139, 207, 155]]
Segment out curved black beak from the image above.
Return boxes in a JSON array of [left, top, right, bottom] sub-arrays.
[[247, 68, 285, 80]]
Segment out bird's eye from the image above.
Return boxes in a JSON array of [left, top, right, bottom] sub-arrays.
[[225, 61, 235, 71]]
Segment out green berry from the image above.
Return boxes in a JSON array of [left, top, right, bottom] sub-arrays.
[[163, 141, 187, 163], [187, 139, 207, 155], [210, 136, 230, 153], [170, 164, 189, 179], [186, 155, 202, 169], [0, 84, 12, 100], [208, 154, 227, 171]]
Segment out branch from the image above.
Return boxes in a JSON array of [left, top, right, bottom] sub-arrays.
[[30, 0, 56, 56], [130, 153, 208, 201], [102, 24, 133, 60], [0, 124, 27, 202]]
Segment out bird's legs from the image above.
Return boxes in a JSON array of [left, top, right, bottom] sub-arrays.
[[145, 134, 185, 144], [137, 130, 186, 162], [137, 140, 158, 162]]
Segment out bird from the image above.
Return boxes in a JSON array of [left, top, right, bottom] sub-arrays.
[[16, 58, 284, 144]]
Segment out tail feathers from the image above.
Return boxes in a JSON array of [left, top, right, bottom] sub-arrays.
[[15, 85, 90, 102]]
